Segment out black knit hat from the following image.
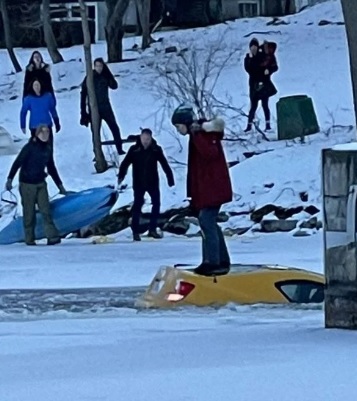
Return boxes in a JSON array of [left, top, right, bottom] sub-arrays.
[[171, 104, 196, 126], [249, 38, 259, 48]]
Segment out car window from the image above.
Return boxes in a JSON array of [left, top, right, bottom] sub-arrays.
[[275, 280, 325, 303]]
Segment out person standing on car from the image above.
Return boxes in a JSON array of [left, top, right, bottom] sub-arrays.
[[23, 50, 55, 99], [80, 58, 125, 156], [5, 125, 67, 246], [118, 128, 175, 241], [20, 79, 61, 143], [171, 104, 232, 276]]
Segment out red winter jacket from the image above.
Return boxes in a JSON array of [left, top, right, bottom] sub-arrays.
[[187, 118, 233, 210]]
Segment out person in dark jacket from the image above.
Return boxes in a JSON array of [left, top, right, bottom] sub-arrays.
[[244, 38, 278, 132], [21, 79, 61, 142], [80, 58, 125, 155], [118, 128, 175, 241], [23, 51, 54, 99], [171, 104, 232, 276], [5, 125, 67, 246]]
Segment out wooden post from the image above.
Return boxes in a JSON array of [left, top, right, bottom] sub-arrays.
[[323, 146, 357, 329]]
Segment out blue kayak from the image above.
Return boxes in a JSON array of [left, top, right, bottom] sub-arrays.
[[0, 186, 118, 245]]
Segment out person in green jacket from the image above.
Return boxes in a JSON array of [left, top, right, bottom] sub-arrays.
[[5, 125, 67, 246]]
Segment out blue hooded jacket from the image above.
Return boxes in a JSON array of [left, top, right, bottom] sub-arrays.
[[20, 92, 58, 130]]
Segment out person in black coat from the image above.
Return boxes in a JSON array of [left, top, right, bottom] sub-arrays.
[[23, 51, 55, 99], [244, 38, 278, 132], [80, 58, 125, 155], [5, 125, 67, 246], [118, 128, 175, 241]]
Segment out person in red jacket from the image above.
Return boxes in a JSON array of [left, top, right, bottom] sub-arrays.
[[171, 104, 233, 276]]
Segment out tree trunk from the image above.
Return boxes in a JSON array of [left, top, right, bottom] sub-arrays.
[[0, 0, 22, 72], [42, 0, 64, 64], [265, 0, 283, 17], [105, 0, 130, 63], [79, 0, 108, 173], [136, 0, 151, 50], [341, 0, 357, 132]]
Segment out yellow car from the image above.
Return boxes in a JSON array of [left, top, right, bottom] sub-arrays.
[[136, 264, 325, 308]]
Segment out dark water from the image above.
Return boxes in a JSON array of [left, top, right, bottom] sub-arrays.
[[0, 286, 146, 318]]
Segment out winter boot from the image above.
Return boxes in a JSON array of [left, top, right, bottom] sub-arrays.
[[26, 241, 36, 246], [118, 148, 126, 156], [194, 263, 229, 277], [148, 230, 162, 239], [47, 237, 61, 246], [133, 233, 141, 242], [220, 261, 231, 275], [244, 123, 253, 133], [265, 121, 272, 131]]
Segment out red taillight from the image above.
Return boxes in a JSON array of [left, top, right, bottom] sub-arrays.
[[178, 281, 195, 297], [166, 281, 195, 302]]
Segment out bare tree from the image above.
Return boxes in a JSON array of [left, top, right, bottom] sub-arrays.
[[0, 0, 22, 72], [144, 32, 265, 142], [42, 0, 64, 64], [105, 0, 130, 63], [135, 0, 152, 49], [79, 0, 108, 173], [341, 0, 357, 132]]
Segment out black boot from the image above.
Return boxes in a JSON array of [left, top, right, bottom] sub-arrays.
[[133, 233, 141, 241], [244, 123, 253, 133], [194, 263, 229, 277], [148, 230, 162, 239], [47, 237, 61, 245], [118, 148, 126, 155], [265, 122, 272, 131]]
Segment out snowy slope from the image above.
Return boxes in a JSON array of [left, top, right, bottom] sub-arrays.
[[0, 0, 353, 232]]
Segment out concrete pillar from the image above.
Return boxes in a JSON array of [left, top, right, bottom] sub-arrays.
[[322, 146, 357, 329]]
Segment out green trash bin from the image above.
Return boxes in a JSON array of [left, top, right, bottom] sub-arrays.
[[276, 95, 319, 140]]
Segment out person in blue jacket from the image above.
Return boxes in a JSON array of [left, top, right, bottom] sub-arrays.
[[20, 79, 61, 142]]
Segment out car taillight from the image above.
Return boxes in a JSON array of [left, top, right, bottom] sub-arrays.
[[166, 281, 195, 302]]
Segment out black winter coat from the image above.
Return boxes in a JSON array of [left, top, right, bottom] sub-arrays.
[[118, 138, 174, 191], [80, 68, 118, 114], [7, 139, 62, 187], [23, 63, 54, 99]]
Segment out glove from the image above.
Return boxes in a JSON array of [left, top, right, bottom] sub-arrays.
[[58, 184, 67, 195], [80, 113, 90, 127], [54, 118, 61, 133], [5, 179, 12, 191]]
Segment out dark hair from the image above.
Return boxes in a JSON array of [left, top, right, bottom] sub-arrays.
[[94, 57, 105, 66], [141, 128, 153, 136], [28, 51, 44, 66], [28, 79, 42, 96]]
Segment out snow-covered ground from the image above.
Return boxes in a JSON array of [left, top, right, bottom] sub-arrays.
[[0, 2, 356, 399]]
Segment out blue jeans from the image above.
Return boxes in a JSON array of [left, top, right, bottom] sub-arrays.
[[131, 187, 160, 234], [198, 207, 230, 265]]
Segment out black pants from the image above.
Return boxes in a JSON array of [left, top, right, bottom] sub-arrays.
[[30, 127, 54, 146], [99, 107, 123, 153], [248, 96, 270, 124], [131, 187, 160, 234], [198, 207, 230, 266]]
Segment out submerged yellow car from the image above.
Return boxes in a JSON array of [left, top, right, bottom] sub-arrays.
[[136, 264, 325, 308]]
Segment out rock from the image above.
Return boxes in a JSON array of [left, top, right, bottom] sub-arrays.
[[165, 46, 178, 53], [260, 219, 298, 233], [318, 20, 344, 26], [223, 227, 251, 236], [304, 205, 320, 215], [300, 216, 322, 230], [264, 182, 275, 189], [293, 229, 311, 237]]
